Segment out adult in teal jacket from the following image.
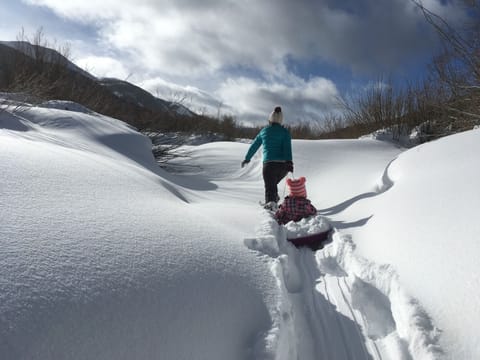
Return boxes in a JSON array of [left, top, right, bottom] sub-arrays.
[[241, 106, 293, 209]]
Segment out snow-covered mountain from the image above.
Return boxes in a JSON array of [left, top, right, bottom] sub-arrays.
[[1, 99, 479, 359]]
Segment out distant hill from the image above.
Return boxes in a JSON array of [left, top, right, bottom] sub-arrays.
[[0, 40, 95, 80], [100, 77, 196, 117], [0, 41, 196, 130]]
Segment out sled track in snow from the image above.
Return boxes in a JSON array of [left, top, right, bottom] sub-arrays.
[[245, 212, 443, 360], [293, 249, 373, 359]]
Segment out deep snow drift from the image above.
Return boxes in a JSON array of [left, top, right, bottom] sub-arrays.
[[1, 100, 479, 359]]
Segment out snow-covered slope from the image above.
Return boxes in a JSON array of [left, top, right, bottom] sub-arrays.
[[0, 103, 277, 359], [350, 130, 480, 359], [1, 101, 479, 359]]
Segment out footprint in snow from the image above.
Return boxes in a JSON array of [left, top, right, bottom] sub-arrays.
[[278, 254, 303, 293], [350, 277, 396, 340], [317, 255, 348, 277]]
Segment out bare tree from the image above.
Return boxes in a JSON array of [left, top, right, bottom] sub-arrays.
[[0, 27, 73, 107], [336, 76, 411, 140], [412, 0, 480, 126]]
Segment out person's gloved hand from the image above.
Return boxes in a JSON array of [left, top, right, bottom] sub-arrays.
[[241, 160, 250, 168], [286, 161, 294, 173]]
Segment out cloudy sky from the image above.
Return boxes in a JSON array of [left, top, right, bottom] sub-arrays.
[[0, 0, 466, 126]]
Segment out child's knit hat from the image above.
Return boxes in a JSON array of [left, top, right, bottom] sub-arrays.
[[287, 176, 307, 197]]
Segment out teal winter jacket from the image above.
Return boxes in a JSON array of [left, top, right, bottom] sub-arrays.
[[245, 123, 292, 162]]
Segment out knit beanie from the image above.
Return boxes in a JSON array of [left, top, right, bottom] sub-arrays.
[[268, 106, 283, 124], [287, 177, 307, 197]]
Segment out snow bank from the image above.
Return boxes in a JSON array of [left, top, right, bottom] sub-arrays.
[[353, 129, 480, 359], [0, 104, 278, 360], [38, 99, 95, 114], [296, 130, 480, 359]]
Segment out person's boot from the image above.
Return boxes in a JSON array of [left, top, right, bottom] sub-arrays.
[[263, 201, 278, 211]]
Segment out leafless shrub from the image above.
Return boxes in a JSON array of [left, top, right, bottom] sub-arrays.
[[318, 2, 479, 142], [0, 28, 73, 105], [412, 0, 480, 129], [335, 77, 411, 140]]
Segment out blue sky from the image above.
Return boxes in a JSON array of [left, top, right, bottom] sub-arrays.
[[0, 0, 466, 126]]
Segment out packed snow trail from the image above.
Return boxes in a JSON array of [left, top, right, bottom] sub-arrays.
[[173, 138, 443, 359], [245, 212, 441, 360], [245, 211, 441, 360]]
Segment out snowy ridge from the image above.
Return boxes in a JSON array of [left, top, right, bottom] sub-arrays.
[[245, 211, 443, 360]]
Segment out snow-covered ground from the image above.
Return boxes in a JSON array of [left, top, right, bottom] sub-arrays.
[[1, 100, 479, 359]]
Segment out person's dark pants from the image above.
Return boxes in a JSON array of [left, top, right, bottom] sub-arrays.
[[263, 162, 289, 203]]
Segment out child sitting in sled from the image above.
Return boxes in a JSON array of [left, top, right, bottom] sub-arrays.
[[274, 176, 317, 225]]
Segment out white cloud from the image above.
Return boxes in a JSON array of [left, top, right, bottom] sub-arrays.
[[138, 74, 340, 126], [217, 75, 341, 126], [74, 55, 131, 79], [23, 0, 119, 21], [19, 0, 469, 126], [23, 0, 459, 76], [140, 77, 224, 116]]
